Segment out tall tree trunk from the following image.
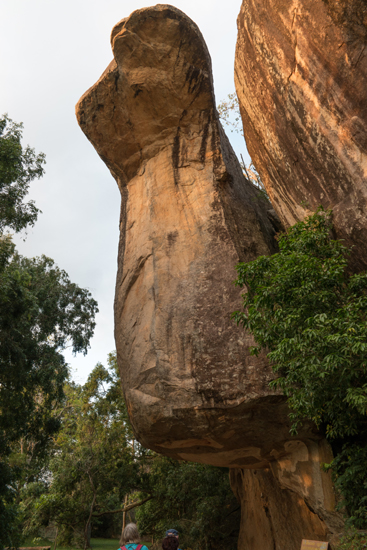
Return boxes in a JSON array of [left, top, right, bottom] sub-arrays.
[[121, 494, 128, 539], [84, 473, 97, 550], [53, 526, 58, 550]]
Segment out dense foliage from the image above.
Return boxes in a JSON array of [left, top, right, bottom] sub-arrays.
[[0, 237, 98, 448], [233, 208, 367, 528], [336, 527, 367, 550], [22, 353, 148, 549], [23, 353, 239, 550], [0, 115, 98, 549], [136, 457, 240, 550]]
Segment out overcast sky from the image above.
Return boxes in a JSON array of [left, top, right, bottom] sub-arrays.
[[0, 0, 249, 383]]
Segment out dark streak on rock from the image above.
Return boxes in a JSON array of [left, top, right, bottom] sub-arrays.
[[199, 112, 211, 163], [172, 127, 181, 186], [186, 65, 202, 94], [114, 71, 119, 92], [167, 230, 179, 248]]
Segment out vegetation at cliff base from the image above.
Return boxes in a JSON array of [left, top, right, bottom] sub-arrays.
[[336, 527, 367, 550], [21, 353, 239, 550], [136, 455, 239, 550], [233, 208, 367, 529], [21, 353, 147, 549]]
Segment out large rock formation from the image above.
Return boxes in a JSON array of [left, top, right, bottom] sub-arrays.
[[76, 4, 342, 548], [76, 3, 286, 467], [235, 0, 367, 270]]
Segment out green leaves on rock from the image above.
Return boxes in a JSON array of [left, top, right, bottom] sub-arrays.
[[233, 208, 367, 528]]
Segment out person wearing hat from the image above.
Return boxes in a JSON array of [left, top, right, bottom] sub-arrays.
[[165, 529, 179, 538], [162, 529, 181, 550]]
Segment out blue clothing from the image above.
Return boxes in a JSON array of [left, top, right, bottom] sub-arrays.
[[119, 545, 149, 550]]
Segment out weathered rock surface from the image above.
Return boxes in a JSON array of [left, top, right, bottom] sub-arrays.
[[76, 3, 311, 468], [230, 439, 343, 549], [235, 0, 367, 270], [76, 4, 342, 547]]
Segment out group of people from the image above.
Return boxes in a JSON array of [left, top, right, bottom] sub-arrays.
[[119, 523, 181, 550]]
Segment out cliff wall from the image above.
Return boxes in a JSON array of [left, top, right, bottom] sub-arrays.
[[76, 4, 289, 469], [235, 0, 367, 270], [76, 4, 345, 548]]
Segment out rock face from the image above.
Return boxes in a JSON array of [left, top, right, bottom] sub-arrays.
[[76, 4, 342, 548], [76, 3, 287, 468], [235, 0, 367, 270], [230, 440, 343, 550]]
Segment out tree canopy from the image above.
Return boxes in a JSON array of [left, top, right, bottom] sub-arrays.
[[0, 237, 98, 449], [21, 352, 239, 550], [0, 115, 45, 234], [22, 353, 147, 549], [136, 456, 240, 550]]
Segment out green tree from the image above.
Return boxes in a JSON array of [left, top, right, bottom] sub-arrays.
[[0, 114, 45, 233], [0, 237, 98, 447], [0, 237, 98, 548], [0, 116, 98, 549], [23, 354, 151, 549], [136, 456, 240, 550], [233, 208, 367, 528]]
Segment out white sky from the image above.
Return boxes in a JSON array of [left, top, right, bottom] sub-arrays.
[[0, 0, 249, 383]]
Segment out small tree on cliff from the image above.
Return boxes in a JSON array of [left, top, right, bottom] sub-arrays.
[[217, 94, 268, 198], [233, 208, 367, 529]]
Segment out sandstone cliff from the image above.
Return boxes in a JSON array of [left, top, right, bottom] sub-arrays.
[[235, 0, 367, 271], [76, 5, 343, 549], [76, 3, 288, 468]]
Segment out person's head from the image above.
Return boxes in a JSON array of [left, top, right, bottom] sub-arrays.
[[162, 536, 179, 550], [165, 529, 179, 539], [120, 523, 141, 546]]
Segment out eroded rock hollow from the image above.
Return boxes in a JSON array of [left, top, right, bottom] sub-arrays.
[[76, 4, 342, 549], [235, 0, 367, 271]]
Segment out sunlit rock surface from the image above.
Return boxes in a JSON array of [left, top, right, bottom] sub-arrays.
[[75, 4, 300, 467], [235, 0, 367, 270]]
